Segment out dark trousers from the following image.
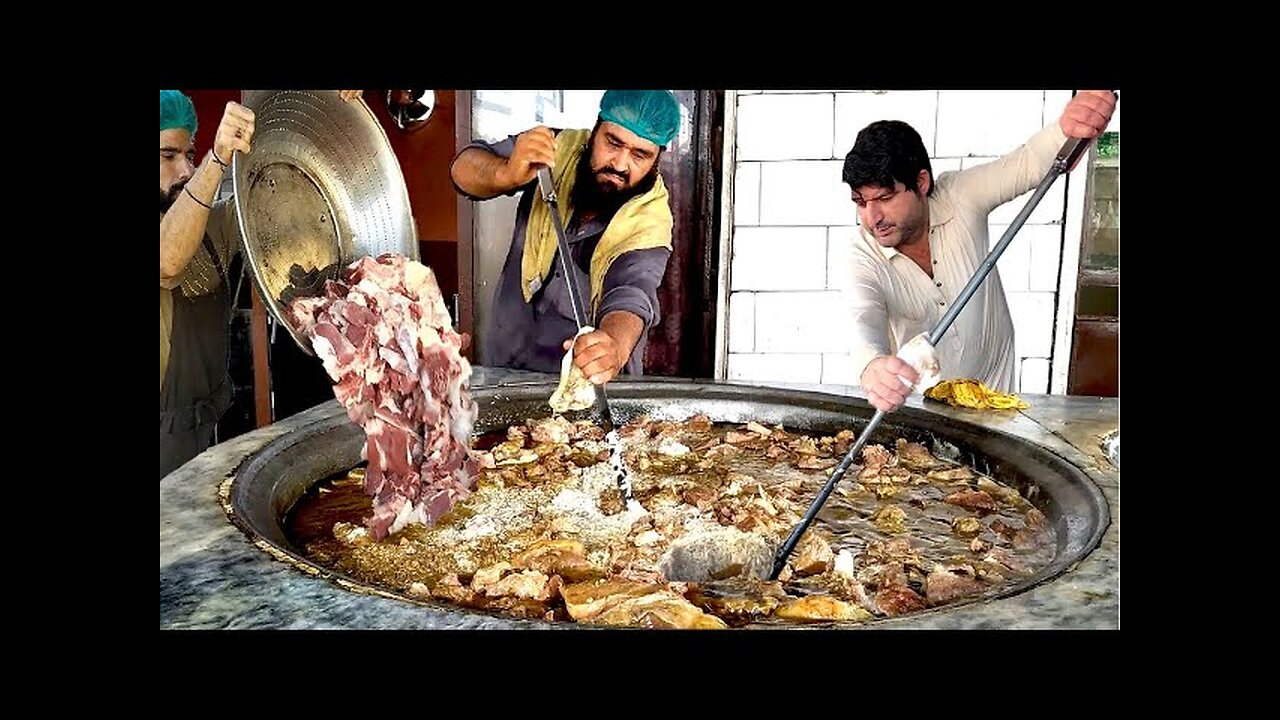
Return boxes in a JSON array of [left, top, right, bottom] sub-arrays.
[[159, 422, 217, 481]]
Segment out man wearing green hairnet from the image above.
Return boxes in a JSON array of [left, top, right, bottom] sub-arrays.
[[159, 91, 256, 480], [451, 90, 681, 384]]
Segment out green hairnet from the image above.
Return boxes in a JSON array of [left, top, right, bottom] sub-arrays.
[[598, 90, 681, 147], [160, 90, 198, 136]]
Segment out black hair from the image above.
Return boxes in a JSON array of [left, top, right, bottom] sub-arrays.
[[841, 120, 934, 197]]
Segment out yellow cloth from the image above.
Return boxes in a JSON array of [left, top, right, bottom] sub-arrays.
[[925, 379, 1030, 410], [521, 128, 673, 317]]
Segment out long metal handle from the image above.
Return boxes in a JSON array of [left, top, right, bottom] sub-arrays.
[[536, 166, 615, 423], [928, 138, 1086, 346], [537, 167, 588, 328], [537, 166, 630, 502], [771, 408, 885, 579], [770, 126, 1105, 580]]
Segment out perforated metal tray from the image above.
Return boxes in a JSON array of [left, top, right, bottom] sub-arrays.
[[232, 90, 418, 355]]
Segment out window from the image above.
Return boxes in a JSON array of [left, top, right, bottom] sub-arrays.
[[1084, 132, 1119, 270], [1067, 130, 1119, 396]]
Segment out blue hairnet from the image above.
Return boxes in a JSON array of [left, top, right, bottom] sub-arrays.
[[599, 90, 680, 146], [160, 90, 198, 136]]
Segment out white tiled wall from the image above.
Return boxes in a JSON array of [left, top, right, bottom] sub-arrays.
[[733, 162, 761, 226], [834, 91, 939, 158], [731, 227, 827, 290], [935, 91, 1044, 157], [738, 93, 835, 161], [727, 353, 822, 384], [726, 90, 1074, 394], [758, 161, 857, 226]]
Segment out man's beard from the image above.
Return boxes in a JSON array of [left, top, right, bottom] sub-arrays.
[[159, 180, 187, 213], [872, 197, 927, 248], [888, 205, 927, 248], [569, 147, 659, 215]]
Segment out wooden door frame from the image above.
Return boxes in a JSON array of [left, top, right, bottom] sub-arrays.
[[454, 90, 476, 357]]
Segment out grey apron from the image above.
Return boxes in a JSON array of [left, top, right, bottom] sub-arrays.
[[159, 235, 233, 480]]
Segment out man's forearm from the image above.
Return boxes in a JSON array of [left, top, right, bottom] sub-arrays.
[[947, 123, 1067, 213], [599, 310, 645, 367], [160, 154, 224, 282], [845, 267, 893, 384], [451, 147, 519, 200]]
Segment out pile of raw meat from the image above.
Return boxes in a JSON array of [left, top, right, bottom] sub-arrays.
[[287, 253, 479, 540]]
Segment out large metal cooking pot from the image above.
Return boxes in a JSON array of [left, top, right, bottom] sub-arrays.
[[231, 90, 419, 355], [225, 381, 1110, 627]]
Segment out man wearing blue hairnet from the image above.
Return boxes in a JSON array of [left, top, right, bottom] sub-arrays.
[[451, 90, 681, 385], [159, 91, 256, 479]]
